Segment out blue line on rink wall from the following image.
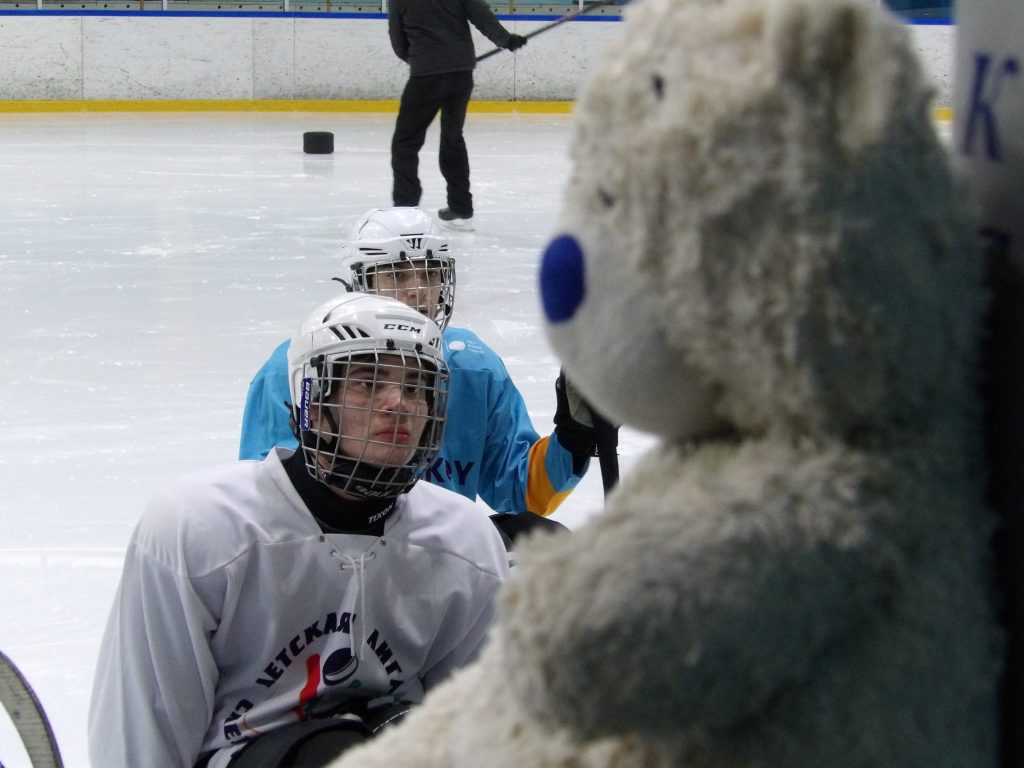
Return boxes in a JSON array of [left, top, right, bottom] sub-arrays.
[[0, 8, 618, 18], [0, 8, 945, 23], [0, 9, 387, 17]]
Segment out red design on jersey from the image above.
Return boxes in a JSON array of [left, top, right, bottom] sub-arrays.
[[292, 653, 321, 720]]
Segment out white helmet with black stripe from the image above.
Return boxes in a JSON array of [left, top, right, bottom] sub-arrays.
[[288, 292, 449, 499]]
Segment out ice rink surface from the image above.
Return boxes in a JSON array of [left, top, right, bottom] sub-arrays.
[[0, 109, 657, 767]]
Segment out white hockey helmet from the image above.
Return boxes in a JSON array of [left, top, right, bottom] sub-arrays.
[[288, 292, 449, 499], [339, 207, 456, 331]]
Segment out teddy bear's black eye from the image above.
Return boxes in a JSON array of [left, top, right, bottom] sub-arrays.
[[651, 73, 664, 100], [597, 188, 615, 209]]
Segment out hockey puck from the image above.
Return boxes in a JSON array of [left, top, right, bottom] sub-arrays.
[[303, 131, 334, 154]]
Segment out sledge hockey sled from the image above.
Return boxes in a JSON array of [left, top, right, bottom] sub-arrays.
[[0, 650, 63, 768]]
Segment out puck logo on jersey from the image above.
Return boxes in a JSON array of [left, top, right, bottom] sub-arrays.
[[322, 647, 359, 685]]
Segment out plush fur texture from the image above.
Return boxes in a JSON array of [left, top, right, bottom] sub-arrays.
[[329, 0, 1003, 765]]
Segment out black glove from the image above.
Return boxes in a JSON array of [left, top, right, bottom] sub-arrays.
[[506, 34, 527, 51], [554, 370, 598, 474]]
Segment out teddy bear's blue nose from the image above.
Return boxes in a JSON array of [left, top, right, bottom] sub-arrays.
[[539, 234, 586, 323]]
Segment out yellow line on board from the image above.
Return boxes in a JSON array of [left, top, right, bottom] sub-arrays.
[[472, 101, 575, 114], [0, 99, 947, 123], [0, 99, 576, 114]]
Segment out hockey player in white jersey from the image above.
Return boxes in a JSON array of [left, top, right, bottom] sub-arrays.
[[88, 292, 509, 768]]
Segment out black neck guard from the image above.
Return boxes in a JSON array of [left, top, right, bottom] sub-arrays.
[[283, 450, 396, 536]]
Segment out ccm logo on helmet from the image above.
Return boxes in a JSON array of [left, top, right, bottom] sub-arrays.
[[383, 323, 422, 334]]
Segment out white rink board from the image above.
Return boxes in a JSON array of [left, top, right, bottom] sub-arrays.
[[0, 14, 954, 106]]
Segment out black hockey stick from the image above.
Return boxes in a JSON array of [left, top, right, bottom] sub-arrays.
[[476, 0, 621, 63], [0, 650, 64, 768], [591, 409, 619, 497]]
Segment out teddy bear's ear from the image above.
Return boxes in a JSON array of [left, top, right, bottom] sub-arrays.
[[768, 0, 920, 151]]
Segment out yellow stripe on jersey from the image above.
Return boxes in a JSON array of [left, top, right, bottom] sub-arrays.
[[525, 437, 574, 516]]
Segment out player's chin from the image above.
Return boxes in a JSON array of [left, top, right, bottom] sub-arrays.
[[365, 444, 417, 468]]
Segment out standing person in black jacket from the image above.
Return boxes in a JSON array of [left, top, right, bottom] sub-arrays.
[[388, 0, 527, 231]]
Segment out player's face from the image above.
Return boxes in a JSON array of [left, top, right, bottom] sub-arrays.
[[369, 261, 445, 320], [322, 354, 431, 469]]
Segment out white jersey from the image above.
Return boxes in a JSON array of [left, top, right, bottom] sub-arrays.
[[88, 448, 509, 768]]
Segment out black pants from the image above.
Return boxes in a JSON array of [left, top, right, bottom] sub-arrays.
[[490, 512, 569, 550], [227, 721, 365, 768], [391, 70, 474, 216]]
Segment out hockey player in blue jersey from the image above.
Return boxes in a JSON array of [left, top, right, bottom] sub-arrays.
[[239, 206, 599, 517]]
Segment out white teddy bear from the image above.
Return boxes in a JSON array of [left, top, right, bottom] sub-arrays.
[[330, 0, 1004, 765]]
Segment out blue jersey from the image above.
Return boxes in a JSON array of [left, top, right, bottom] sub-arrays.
[[239, 327, 585, 515]]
